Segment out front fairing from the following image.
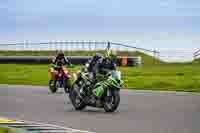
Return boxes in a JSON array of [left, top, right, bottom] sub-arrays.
[[109, 70, 123, 89], [95, 71, 123, 90], [108, 77, 123, 90]]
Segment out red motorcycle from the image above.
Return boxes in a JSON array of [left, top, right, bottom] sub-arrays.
[[49, 65, 72, 93]]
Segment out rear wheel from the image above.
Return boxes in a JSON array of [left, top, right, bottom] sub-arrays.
[[103, 89, 120, 112], [49, 80, 58, 93], [69, 83, 86, 110]]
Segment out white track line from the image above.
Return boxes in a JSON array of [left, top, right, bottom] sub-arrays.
[[19, 120, 94, 133], [0, 117, 95, 133]]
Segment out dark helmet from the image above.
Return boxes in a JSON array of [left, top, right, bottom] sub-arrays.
[[93, 53, 102, 62], [57, 50, 64, 57]]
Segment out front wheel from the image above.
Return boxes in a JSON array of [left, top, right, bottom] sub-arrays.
[[69, 83, 86, 110], [49, 80, 58, 93], [103, 89, 120, 112]]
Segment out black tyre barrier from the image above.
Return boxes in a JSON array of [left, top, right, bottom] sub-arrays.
[[0, 56, 51, 64], [0, 56, 89, 64], [0, 56, 141, 66]]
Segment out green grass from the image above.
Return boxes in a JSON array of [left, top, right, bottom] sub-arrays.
[[0, 64, 79, 86], [0, 50, 161, 65], [120, 63, 200, 92], [0, 63, 199, 92], [0, 127, 15, 133], [0, 127, 29, 133]]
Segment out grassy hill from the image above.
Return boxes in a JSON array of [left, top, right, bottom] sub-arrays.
[[0, 127, 16, 133], [0, 50, 161, 65]]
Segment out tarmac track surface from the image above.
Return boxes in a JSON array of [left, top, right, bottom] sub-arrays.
[[0, 85, 200, 133]]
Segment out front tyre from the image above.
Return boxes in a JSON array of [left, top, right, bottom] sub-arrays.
[[103, 89, 120, 112], [49, 80, 58, 93], [69, 83, 86, 110]]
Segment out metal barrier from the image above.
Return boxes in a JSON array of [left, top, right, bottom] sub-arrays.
[[193, 49, 200, 60], [0, 41, 160, 64], [0, 41, 108, 51], [0, 41, 159, 53]]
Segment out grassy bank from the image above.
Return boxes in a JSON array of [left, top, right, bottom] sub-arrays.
[[120, 63, 200, 92], [0, 127, 15, 133], [0, 63, 199, 92]]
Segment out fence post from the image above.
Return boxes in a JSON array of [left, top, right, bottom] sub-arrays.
[[82, 41, 84, 51], [76, 41, 79, 51], [66, 41, 68, 51], [89, 41, 91, 51], [49, 42, 51, 51], [107, 41, 111, 49], [15, 43, 17, 51]]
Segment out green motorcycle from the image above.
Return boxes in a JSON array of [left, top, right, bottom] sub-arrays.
[[69, 67, 123, 112]]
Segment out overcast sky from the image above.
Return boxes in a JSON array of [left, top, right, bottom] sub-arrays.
[[0, 0, 200, 55]]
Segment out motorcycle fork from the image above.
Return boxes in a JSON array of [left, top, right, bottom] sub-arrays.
[[106, 88, 112, 96]]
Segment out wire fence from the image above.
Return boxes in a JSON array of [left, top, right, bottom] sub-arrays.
[[0, 41, 161, 64], [0, 40, 159, 55], [0, 41, 108, 51]]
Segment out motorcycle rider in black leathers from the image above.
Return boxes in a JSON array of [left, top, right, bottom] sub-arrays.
[[52, 50, 72, 68], [81, 49, 117, 104], [84, 49, 117, 83], [49, 50, 73, 86]]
